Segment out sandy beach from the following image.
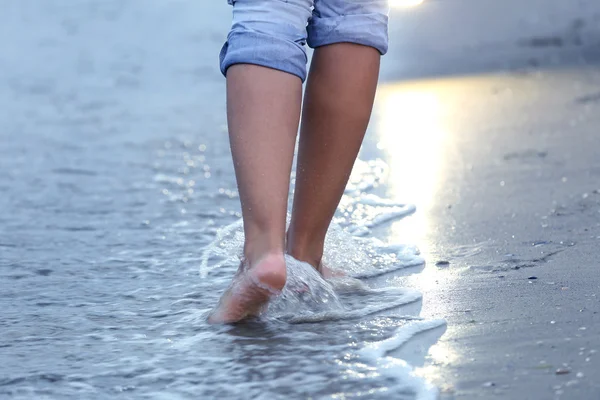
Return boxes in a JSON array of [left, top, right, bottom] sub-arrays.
[[380, 1, 600, 397]]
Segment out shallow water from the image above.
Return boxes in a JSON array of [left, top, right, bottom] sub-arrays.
[[0, 2, 445, 399]]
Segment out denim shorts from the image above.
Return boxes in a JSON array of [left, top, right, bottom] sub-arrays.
[[220, 0, 389, 82]]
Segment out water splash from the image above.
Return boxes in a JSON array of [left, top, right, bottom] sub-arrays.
[[199, 219, 243, 278], [197, 156, 442, 399], [323, 223, 424, 278], [200, 219, 424, 280], [267, 256, 345, 320]]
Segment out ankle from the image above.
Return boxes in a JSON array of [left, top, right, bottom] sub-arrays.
[[243, 236, 285, 267], [287, 249, 322, 270], [286, 231, 324, 269]]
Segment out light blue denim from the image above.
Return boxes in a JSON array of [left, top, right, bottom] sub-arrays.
[[220, 0, 389, 82]]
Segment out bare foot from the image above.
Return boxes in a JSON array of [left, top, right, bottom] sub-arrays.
[[207, 253, 287, 324]]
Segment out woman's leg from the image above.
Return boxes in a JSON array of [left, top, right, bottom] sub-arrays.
[[207, 66, 301, 324], [228, 65, 301, 267], [208, 0, 312, 324], [287, 0, 388, 269], [286, 43, 381, 269]]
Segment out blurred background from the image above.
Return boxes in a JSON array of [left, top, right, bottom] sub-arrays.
[[386, 0, 600, 80]]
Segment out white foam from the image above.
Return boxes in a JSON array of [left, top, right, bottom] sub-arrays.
[[365, 205, 417, 228], [357, 193, 413, 208], [282, 288, 422, 324], [343, 158, 388, 196], [337, 194, 417, 236], [359, 319, 447, 359], [346, 225, 371, 237], [358, 319, 448, 400]]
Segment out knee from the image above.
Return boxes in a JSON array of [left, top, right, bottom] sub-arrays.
[[220, 0, 314, 82]]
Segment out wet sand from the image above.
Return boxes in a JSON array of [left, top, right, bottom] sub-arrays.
[[370, 68, 600, 399], [376, 1, 600, 398]]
